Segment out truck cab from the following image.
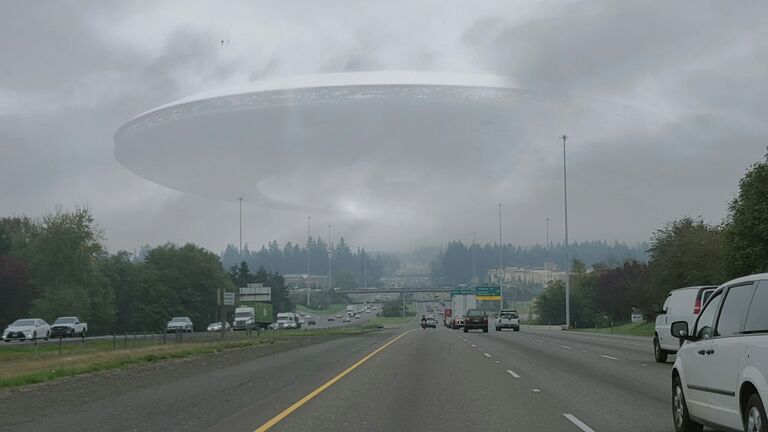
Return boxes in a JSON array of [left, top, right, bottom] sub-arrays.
[[233, 306, 256, 330]]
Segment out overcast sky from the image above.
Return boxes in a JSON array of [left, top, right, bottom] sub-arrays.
[[1, 1, 767, 255]]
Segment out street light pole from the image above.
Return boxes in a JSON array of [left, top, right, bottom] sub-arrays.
[[561, 135, 571, 329], [472, 231, 477, 284], [238, 197, 243, 260], [307, 216, 311, 306], [363, 245, 367, 290], [546, 217, 551, 282], [498, 203, 503, 312], [328, 224, 332, 291]]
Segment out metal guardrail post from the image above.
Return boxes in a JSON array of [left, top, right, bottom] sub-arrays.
[[59, 337, 63, 357], [123, 333, 128, 349], [112, 333, 116, 350], [162, 331, 166, 345], [34, 337, 39, 360]]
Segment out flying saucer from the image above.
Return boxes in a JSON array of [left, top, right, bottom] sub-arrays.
[[114, 71, 649, 213]]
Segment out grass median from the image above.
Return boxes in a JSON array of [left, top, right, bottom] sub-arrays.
[[295, 303, 347, 316], [574, 321, 654, 337], [0, 327, 376, 390]]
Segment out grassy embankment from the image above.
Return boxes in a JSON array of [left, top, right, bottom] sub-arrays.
[[0, 326, 374, 390], [574, 321, 654, 337], [370, 302, 418, 327]]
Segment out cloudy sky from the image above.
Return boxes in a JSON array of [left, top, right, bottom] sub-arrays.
[[1, 1, 766, 255]]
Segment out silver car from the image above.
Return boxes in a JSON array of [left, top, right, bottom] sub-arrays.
[[166, 317, 193, 333], [3, 318, 51, 342]]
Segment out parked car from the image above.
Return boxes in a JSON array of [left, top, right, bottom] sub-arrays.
[[670, 273, 768, 432], [206, 321, 232, 332], [654, 285, 717, 363], [50, 316, 88, 338], [2, 318, 50, 342], [166, 317, 193, 333], [464, 309, 488, 333], [495, 310, 520, 332]]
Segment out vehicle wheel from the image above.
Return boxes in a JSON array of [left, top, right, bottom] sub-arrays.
[[654, 336, 668, 363], [463, 327, 468, 333], [514, 327, 520, 332], [495, 326, 500, 331], [673, 376, 702, 432], [44, 332, 49, 341], [483, 326, 488, 333], [745, 392, 767, 432]]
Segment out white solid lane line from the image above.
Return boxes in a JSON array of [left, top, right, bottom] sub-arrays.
[[600, 354, 619, 360], [563, 414, 597, 432], [506, 370, 520, 378], [483, 352, 492, 358]]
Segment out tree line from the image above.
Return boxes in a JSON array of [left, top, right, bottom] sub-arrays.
[[0, 209, 292, 334], [535, 150, 768, 327], [430, 240, 648, 286], [220, 238, 400, 289]]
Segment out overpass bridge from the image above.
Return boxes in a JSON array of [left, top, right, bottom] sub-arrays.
[[339, 287, 451, 294]]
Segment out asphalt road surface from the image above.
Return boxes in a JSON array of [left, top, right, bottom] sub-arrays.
[[1, 317, 704, 432]]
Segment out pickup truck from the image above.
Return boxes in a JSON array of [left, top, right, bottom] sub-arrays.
[[495, 310, 520, 332], [50, 316, 88, 338]]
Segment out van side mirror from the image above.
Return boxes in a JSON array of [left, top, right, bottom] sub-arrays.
[[652, 304, 664, 314], [671, 321, 690, 339]]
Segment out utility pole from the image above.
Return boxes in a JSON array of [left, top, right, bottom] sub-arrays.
[[561, 135, 571, 329], [363, 246, 367, 289], [328, 224, 332, 291], [499, 203, 503, 312]]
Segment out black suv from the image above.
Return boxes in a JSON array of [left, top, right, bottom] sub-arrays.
[[463, 309, 488, 333]]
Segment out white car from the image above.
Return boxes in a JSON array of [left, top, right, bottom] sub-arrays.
[[654, 285, 717, 363], [495, 310, 520, 332], [166, 317, 193, 333], [2, 318, 50, 342], [206, 322, 231, 332], [670, 273, 768, 432]]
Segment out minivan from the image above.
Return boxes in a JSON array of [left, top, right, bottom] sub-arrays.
[[654, 285, 717, 363], [670, 273, 768, 432]]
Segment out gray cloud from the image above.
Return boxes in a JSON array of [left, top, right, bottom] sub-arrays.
[[1, 0, 766, 255]]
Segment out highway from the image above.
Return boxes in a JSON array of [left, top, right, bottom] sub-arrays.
[[0, 305, 691, 432]]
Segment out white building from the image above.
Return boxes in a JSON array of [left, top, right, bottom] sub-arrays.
[[486, 266, 567, 286]]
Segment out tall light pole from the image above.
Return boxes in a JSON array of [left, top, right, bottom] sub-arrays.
[[472, 231, 477, 284], [307, 216, 311, 306], [561, 135, 571, 329], [546, 217, 551, 282], [363, 245, 367, 289], [238, 197, 243, 260], [328, 224, 333, 291], [498, 203, 503, 312]]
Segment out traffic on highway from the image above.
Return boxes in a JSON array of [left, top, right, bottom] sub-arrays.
[[3, 2, 768, 432]]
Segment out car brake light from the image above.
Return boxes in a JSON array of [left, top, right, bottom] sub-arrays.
[[694, 298, 701, 315]]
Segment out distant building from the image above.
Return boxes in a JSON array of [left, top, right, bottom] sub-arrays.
[[486, 266, 567, 286], [283, 274, 328, 289]]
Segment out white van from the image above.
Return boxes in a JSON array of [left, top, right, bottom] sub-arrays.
[[276, 312, 300, 329], [670, 274, 768, 432], [654, 285, 717, 363]]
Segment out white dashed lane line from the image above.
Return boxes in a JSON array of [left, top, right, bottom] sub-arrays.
[[532, 388, 541, 393], [563, 413, 598, 432], [560, 345, 572, 349], [599, 354, 619, 360], [471, 344, 477, 347], [506, 370, 520, 378], [536, 339, 544, 343], [483, 352, 492, 358]]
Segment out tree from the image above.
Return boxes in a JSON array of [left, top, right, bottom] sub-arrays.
[[648, 217, 727, 302], [724, 150, 768, 277], [28, 208, 116, 334], [595, 260, 651, 321], [0, 255, 33, 330], [534, 280, 565, 325]]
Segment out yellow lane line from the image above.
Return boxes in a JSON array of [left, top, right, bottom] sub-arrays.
[[253, 330, 413, 432]]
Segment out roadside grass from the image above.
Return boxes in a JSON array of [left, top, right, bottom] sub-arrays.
[[0, 327, 376, 390], [295, 303, 347, 316], [574, 321, 654, 337], [370, 315, 415, 327]]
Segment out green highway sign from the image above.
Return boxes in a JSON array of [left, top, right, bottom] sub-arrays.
[[451, 288, 473, 297], [475, 285, 501, 300]]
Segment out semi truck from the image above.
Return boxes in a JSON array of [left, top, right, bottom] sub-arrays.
[[237, 302, 273, 329]]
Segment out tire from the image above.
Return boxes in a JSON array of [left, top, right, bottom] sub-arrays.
[[672, 376, 702, 432], [32, 331, 36, 341], [463, 327, 468, 333], [654, 336, 668, 363], [514, 327, 520, 332], [483, 326, 488, 333], [44, 332, 49, 341], [745, 392, 767, 432], [495, 326, 500, 331]]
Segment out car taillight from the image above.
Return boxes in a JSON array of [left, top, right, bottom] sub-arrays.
[[694, 298, 701, 315]]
